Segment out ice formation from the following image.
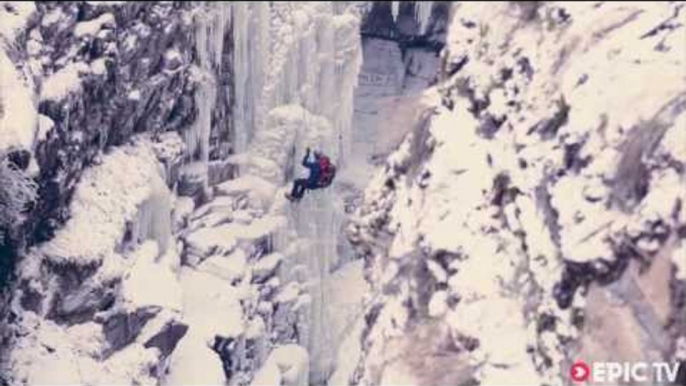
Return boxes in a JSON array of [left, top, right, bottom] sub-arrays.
[[390, 1, 435, 34], [232, 2, 362, 169], [227, 3, 364, 383], [182, 3, 228, 170], [232, 2, 269, 156]]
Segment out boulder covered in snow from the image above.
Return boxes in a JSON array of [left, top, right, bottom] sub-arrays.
[[215, 174, 277, 210], [251, 344, 309, 386], [252, 252, 284, 284]]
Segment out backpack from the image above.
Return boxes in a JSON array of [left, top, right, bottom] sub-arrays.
[[317, 155, 336, 188]]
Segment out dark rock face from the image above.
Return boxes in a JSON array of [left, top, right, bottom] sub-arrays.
[[0, 238, 19, 290], [213, 337, 241, 382], [50, 277, 119, 324], [6, 151, 31, 171], [102, 307, 160, 356], [143, 320, 188, 358], [22, 2, 233, 248], [28, 2, 192, 244]]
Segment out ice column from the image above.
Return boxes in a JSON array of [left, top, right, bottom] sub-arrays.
[[392, 2, 400, 21], [332, 14, 363, 165], [415, 2, 434, 34], [133, 167, 173, 256], [184, 3, 229, 169], [232, 2, 270, 157]]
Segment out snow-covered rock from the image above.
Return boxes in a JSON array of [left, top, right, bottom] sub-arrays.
[[350, 2, 686, 385], [197, 249, 248, 283], [0, 49, 38, 153], [164, 335, 227, 386], [3, 136, 187, 385], [3, 1, 205, 253], [121, 241, 182, 312], [38, 139, 168, 265], [73, 12, 115, 37], [215, 175, 278, 210], [252, 252, 284, 284], [251, 344, 309, 386]]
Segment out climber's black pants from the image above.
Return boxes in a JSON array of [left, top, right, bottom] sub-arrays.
[[290, 178, 309, 200]]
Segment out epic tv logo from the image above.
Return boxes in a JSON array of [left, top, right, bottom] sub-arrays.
[[570, 360, 682, 384]]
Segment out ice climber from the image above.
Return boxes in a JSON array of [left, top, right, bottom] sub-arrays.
[[285, 148, 337, 202]]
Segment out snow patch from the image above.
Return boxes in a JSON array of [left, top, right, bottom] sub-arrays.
[[252, 344, 309, 386], [0, 2, 36, 42], [179, 266, 245, 340], [36, 114, 55, 143], [40, 62, 91, 101], [74, 13, 115, 37], [674, 238, 686, 281], [164, 335, 226, 386], [0, 49, 37, 152], [121, 241, 182, 312]]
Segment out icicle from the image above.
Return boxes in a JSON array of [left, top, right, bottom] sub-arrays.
[[415, 1, 434, 34], [317, 8, 337, 122], [232, 2, 270, 161], [183, 2, 229, 187], [212, 3, 231, 70], [232, 2, 249, 158], [391, 1, 400, 22], [333, 13, 363, 164]]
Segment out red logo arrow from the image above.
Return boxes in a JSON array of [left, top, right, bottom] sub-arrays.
[[570, 361, 590, 383]]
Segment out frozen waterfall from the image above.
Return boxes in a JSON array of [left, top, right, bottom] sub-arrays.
[[228, 3, 363, 385], [180, 3, 364, 384], [231, 3, 362, 167]]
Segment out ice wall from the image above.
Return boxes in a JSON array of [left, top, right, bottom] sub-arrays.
[[232, 3, 362, 168], [229, 3, 363, 384]]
